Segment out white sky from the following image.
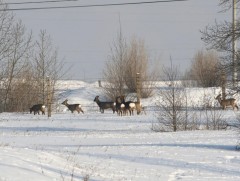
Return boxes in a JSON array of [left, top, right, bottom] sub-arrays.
[[7, 0, 231, 81]]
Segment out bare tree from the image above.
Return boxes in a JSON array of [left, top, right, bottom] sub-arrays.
[[0, 2, 15, 112], [2, 21, 32, 111], [201, 0, 240, 89], [125, 37, 157, 98], [219, 0, 240, 10], [9, 62, 38, 112], [0, 2, 14, 68], [201, 0, 240, 52], [187, 50, 221, 87], [154, 61, 186, 132], [103, 31, 128, 100], [103, 33, 158, 100], [32, 29, 66, 113], [33, 30, 55, 103], [0, 2, 66, 113], [0, 2, 36, 112]]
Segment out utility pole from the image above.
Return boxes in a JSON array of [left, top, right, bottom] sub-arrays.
[[46, 76, 51, 118], [136, 73, 141, 102], [221, 71, 226, 100], [136, 73, 142, 115], [232, 0, 237, 88]]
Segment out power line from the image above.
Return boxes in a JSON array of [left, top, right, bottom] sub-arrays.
[[2, 0, 77, 5], [2, 0, 189, 11]]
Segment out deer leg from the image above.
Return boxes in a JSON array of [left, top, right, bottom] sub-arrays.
[[80, 108, 84, 114]]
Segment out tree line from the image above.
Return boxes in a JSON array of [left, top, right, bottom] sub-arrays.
[[0, 0, 238, 115], [0, 2, 65, 112]]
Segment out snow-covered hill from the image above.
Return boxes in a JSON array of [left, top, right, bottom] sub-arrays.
[[0, 80, 239, 181]]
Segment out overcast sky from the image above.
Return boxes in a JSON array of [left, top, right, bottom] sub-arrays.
[[7, 0, 231, 81]]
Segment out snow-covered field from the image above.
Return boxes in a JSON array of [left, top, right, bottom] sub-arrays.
[[0, 81, 240, 181]]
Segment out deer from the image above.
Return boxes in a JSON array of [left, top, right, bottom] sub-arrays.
[[115, 96, 126, 116], [30, 104, 45, 115], [62, 99, 84, 114], [93, 96, 116, 113], [121, 96, 145, 115], [120, 95, 136, 116], [215, 94, 238, 110], [116, 95, 136, 116], [134, 101, 144, 115]]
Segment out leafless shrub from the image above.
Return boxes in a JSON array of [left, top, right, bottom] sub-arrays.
[[203, 108, 227, 130], [199, 91, 228, 130], [154, 61, 188, 132], [124, 38, 158, 98], [186, 50, 221, 87], [102, 33, 159, 100], [102, 31, 128, 100]]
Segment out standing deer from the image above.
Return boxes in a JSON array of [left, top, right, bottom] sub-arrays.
[[30, 104, 45, 115], [120, 95, 136, 116], [134, 101, 143, 115], [93, 96, 116, 113], [115, 96, 126, 116], [215, 94, 238, 110], [115, 95, 136, 116], [62, 99, 84, 114]]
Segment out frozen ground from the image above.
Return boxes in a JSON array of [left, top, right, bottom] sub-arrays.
[[0, 81, 239, 181]]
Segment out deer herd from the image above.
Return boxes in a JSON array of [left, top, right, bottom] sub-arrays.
[[29, 95, 144, 116], [29, 93, 238, 116], [94, 95, 143, 116]]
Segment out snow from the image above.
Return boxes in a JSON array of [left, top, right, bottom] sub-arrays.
[[0, 81, 240, 181]]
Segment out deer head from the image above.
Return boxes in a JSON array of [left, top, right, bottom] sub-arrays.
[[215, 94, 222, 103], [94, 96, 99, 102], [62, 99, 68, 106]]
